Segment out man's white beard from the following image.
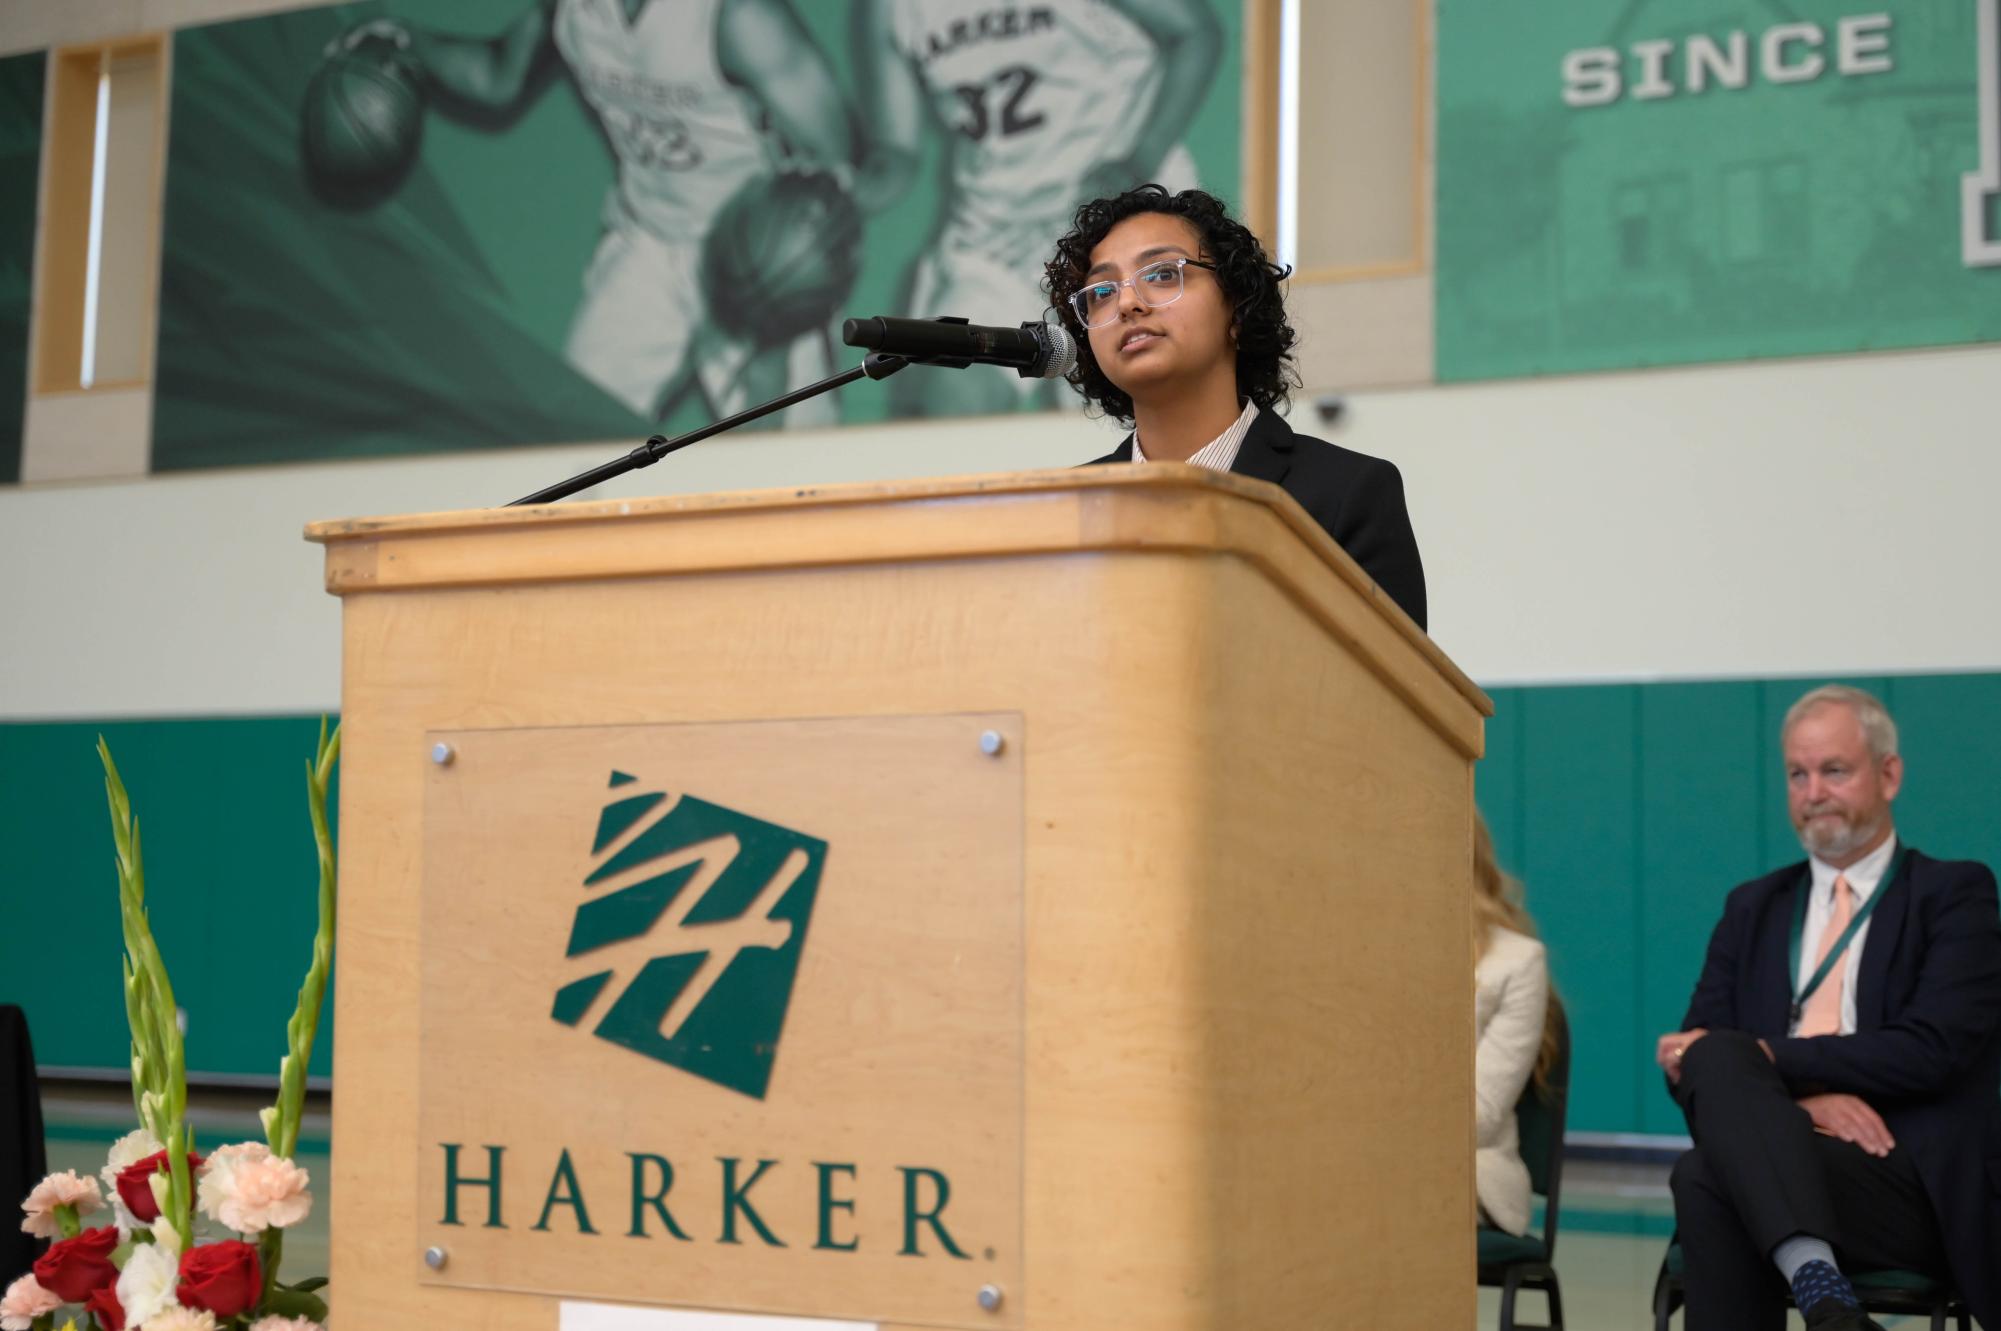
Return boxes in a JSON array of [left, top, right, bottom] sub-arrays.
[[1799, 809, 1887, 861]]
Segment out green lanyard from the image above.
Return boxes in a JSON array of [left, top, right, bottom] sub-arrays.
[[1787, 845, 1905, 1026]]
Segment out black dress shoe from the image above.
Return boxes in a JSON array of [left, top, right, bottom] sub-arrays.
[[1800, 1299, 1887, 1331]]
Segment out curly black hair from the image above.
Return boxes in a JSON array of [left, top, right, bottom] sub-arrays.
[[1043, 184, 1297, 425]]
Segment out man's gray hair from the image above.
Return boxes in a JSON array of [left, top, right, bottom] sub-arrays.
[[1782, 684, 1900, 760]]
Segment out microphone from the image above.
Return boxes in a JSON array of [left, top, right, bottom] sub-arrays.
[[841, 315, 1077, 380]]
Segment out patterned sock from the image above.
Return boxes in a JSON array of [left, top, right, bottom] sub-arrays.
[[1774, 1234, 1839, 1284], [1789, 1257, 1860, 1313]]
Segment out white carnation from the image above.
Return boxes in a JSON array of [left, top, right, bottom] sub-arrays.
[[116, 1242, 181, 1327], [102, 1128, 165, 1190], [102, 1127, 165, 1235]]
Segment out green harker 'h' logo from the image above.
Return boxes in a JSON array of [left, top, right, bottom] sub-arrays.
[[551, 771, 827, 1099]]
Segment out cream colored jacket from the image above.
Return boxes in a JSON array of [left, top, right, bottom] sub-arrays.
[[1475, 926, 1549, 1236]]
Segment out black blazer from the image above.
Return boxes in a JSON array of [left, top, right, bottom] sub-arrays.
[[1680, 849, 2001, 1326], [0, 1006, 47, 1286], [1084, 409, 1428, 631]]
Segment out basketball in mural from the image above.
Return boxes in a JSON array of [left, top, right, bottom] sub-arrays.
[[299, 28, 426, 206], [700, 170, 863, 348]]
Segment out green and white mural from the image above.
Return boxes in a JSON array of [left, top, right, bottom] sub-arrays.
[[152, 0, 1240, 470], [1435, 0, 2001, 381]]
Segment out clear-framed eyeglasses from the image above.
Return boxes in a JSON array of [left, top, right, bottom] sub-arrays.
[[1068, 257, 1217, 329]]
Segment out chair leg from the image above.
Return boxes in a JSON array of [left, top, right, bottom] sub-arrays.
[[1543, 1271, 1564, 1331], [1650, 1270, 1677, 1331], [1931, 1306, 1944, 1331], [1498, 1266, 1522, 1331]]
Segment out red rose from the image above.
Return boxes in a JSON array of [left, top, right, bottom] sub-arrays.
[[115, 1148, 206, 1224], [85, 1282, 127, 1331], [177, 1239, 263, 1319], [31, 1225, 120, 1302]]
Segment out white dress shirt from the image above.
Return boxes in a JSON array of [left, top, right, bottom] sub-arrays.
[[1131, 400, 1258, 471], [1792, 833, 1899, 1036]]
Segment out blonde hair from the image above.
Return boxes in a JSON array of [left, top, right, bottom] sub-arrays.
[[1782, 684, 1899, 760], [1474, 813, 1563, 1094]]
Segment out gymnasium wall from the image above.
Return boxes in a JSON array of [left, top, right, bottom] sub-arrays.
[[2, 0, 1998, 1138]]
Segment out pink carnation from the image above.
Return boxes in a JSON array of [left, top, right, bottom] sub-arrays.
[[248, 1319, 324, 1331], [20, 1169, 105, 1238], [144, 1310, 219, 1331], [0, 1273, 62, 1331], [196, 1143, 311, 1234]]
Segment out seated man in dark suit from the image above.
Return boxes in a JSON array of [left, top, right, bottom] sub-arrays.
[[1656, 684, 2001, 1331], [1044, 184, 1427, 631]]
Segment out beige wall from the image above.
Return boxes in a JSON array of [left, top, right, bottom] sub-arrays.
[[6, 341, 2000, 720], [0, 0, 325, 55], [20, 385, 151, 483], [1292, 0, 1424, 277], [92, 45, 165, 385]]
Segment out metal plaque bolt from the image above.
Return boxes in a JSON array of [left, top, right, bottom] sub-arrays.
[[977, 1284, 1004, 1312], [978, 730, 1005, 757], [431, 742, 455, 766], [423, 1246, 447, 1270]]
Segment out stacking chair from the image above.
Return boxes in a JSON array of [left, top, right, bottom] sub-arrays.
[[1477, 1004, 1571, 1331], [1651, 1240, 1970, 1330]]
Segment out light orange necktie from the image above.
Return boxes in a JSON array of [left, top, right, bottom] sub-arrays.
[[1796, 874, 1855, 1037]]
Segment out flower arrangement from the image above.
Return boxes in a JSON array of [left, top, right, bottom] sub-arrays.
[[4, 725, 341, 1331]]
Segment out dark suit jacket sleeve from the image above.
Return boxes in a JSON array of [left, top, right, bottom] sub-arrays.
[[1682, 885, 1755, 1033], [1327, 457, 1427, 632], [1771, 863, 2001, 1100]]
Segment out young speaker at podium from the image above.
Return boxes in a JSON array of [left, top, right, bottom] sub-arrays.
[[1045, 184, 1428, 631]]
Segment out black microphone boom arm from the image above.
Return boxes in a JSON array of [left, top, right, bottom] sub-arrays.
[[506, 352, 908, 508]]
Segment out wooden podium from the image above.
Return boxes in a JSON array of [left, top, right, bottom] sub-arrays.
[[307, 465, 1489, 1331]]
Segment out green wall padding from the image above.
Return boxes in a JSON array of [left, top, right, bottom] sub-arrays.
[[6, 671, 1997, 1131], [1482, 672, 2001, 1136], [0, 716, 338, 1081]]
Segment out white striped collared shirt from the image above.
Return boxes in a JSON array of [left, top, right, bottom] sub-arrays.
[[1131, 400, 1259, 472]]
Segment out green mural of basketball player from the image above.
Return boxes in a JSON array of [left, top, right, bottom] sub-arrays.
[[854, 0, 1223, 419], [342, 0, 861, 425]]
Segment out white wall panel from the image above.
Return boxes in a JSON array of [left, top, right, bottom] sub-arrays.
[[0, 411, 1122, 718], [1344, 344, 2001, 683], [5, 343, 1997, 718]]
